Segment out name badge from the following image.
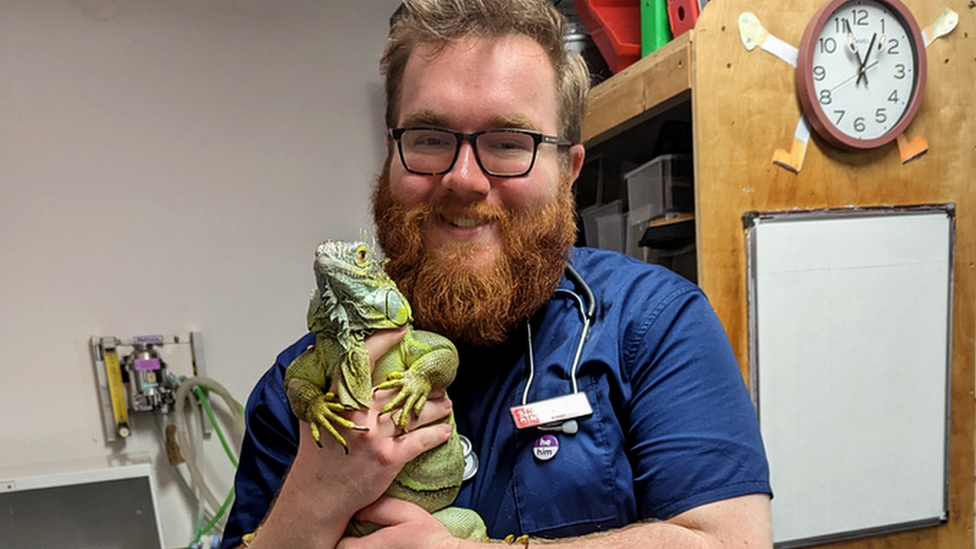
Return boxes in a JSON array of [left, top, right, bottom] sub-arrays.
[[510, 392, 593, 430]]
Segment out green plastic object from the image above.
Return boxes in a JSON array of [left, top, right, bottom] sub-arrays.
[[641, 0, 672, 57]]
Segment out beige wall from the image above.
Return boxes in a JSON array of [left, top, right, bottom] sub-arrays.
[[0, 0, 400, 545]]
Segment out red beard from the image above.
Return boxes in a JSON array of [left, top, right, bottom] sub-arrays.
[[372, 162, 577, 346]]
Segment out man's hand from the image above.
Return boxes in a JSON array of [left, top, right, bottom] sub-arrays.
[[298, 325, 454, 511], [336, 497, 460, 549], [243, 328, 454, 549], [291, 387, 453, 515]]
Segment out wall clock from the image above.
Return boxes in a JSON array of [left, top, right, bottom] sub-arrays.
[[796, 0, 926, 151]]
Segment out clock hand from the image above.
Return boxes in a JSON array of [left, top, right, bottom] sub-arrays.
[[843, 20, 876, 87], [856, 33, 877, 86], [829, 72, 859, 93], [844, 20, 858, 53], [843, 20, 867, 81], [828, 59, 880, 93], [852, 48, 866, 84]]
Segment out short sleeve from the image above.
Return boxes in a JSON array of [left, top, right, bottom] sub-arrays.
[[624, 288, 771, 519]]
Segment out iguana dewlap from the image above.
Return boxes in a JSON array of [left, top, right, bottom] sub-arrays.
[[284, 240, 486, 540]]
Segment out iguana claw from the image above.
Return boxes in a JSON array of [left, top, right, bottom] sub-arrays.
[[308, 392, 368, 449], [377, 371, 431, 430]]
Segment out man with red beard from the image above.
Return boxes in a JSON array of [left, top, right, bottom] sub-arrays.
[[222, 1, 771, 548]]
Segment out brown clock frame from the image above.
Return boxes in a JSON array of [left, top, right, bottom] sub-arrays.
[[795, 0, 927, 150]]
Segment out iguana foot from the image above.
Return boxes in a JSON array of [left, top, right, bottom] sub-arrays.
[[307, 392, 368, 449], [376, 371, 432, 430]]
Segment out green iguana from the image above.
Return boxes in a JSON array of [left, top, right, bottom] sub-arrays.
[[283, 240, 487, 540]]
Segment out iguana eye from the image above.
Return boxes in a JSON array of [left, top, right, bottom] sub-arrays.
[[354, 246, 369, 265]]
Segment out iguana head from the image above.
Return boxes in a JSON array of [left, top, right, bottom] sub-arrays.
[[307, 240, 413, 334]]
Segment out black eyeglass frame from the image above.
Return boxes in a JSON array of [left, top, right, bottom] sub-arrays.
[[388, 126, 573, 178]]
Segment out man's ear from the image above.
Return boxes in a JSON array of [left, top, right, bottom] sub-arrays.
[[567, 143, 586, 185]]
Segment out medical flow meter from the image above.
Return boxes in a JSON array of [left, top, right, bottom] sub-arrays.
[[90, 332, 206, 441]]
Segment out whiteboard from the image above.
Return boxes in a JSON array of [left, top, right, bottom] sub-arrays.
[[746, 207, 953, 547]]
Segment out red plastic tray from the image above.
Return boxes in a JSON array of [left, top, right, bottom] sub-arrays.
[[574, 0, 641, 74]]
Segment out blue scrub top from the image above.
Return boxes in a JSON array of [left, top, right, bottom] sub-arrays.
[[221, 248, 771, 548]]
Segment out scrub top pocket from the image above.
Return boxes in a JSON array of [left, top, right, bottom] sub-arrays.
[[510, 376, 635, 536]]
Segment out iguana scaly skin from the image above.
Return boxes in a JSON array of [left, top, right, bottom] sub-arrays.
[[284, 241, 486, 540]]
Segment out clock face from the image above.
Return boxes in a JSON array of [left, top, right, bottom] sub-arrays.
[[797, 0, 926, 149]]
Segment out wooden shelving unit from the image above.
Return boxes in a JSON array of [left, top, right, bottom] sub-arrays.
[[582, 31, 693, 147], [579, 1, 974, 548]]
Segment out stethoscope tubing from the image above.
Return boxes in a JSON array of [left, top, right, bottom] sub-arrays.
[[520, 265, 596, 406]]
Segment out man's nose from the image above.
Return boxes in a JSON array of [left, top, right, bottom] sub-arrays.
[[441, 141, 491, 198]]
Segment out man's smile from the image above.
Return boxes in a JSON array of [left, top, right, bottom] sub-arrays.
[[448, 216, 483, 228], [431, 213, 498, 247]]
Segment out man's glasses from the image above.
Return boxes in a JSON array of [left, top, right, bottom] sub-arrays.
[[389, 127, 572, 178]]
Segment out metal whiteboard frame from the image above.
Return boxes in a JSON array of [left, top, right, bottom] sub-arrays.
[[744, 204, 955, 548]]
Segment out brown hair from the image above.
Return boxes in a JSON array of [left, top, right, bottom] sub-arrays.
[[380, 0, 590, 143]]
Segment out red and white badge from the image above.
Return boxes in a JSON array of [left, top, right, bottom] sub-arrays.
[[510, 392, 592, 430]]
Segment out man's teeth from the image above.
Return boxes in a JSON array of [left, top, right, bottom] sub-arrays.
[[451, 217, 480, 227]]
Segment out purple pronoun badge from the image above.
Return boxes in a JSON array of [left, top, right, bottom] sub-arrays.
[[532, 434, 559, 461]]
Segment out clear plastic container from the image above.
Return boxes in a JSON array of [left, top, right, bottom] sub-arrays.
[[624, 154, 693, 225], [580, 200, 624, 250]]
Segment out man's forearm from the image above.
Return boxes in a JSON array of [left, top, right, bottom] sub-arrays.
[[236, 458, 354, 549], [462, 494, 771, 549], [498, 521, 710, 549]]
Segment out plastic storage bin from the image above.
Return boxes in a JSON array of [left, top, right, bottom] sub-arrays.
[[574, 0, 641, 73], [596, 212, 627, 253], [624, 154, 693, 225], [666, 0, 699, 37], [580, 200, 625, 252], [626, 211, 650, 260], [575, 155, 634, 210], [641, 0, 672, 56]]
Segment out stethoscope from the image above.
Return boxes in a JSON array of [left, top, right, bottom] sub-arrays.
[[519, 264, 596, 434], [461, 265, 597, 477]]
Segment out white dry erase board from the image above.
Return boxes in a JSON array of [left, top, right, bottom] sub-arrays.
[[745, 205, 954, 548]]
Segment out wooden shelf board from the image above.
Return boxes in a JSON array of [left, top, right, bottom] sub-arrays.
[[647, 212, 695, 228], [582, 31, 693, 147]]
